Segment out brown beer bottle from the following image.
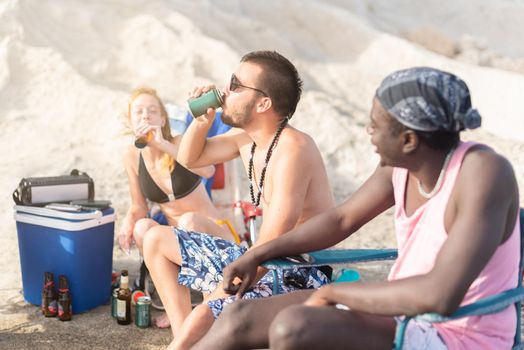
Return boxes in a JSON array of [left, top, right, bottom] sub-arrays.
[[41, 272, 58, 317], [134, 132, 153, 149], [116, 269, 131, 325], [57, 275, 72, 321]]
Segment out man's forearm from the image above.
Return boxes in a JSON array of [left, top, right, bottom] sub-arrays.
[[252, 207, 350, 264], [177, 119, 213, 167], [320, 275, 441, 316]]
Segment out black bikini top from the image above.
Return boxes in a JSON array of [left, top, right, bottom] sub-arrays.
[[138, 153, 201, 203]]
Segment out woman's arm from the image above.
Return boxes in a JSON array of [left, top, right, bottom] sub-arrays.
[[119, 146, 149, 253]]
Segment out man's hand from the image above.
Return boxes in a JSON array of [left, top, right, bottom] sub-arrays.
[[222, 251, 260, 297], [190, 85, 219, 122], [304, 285, 336, 307]]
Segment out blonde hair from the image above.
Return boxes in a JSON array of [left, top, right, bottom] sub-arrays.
[[127, 87, 175, 172]]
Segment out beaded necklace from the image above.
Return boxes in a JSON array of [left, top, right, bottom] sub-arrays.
[[416, 147, 455, 199], [248, 118, 288, 207]]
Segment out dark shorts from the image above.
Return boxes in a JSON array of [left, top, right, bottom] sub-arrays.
[[175, 228, 330, 318]]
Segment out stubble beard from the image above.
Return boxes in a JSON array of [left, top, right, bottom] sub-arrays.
[[221, 99, 255, 128], [220, 111, 242, 128]]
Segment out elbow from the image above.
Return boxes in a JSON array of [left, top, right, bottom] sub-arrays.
[[204, 165, 216, 179], [337, 209, 360, 236], [431, 296, 461, 316], [192, 165, 215, 179], [415, 280, 462, 316]]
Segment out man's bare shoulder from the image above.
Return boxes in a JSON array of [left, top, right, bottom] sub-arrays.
[[279, 126, 320, 153], [459, 144, 517, 195], [463, 144, 514, 175], [272, 127, 325, 174]]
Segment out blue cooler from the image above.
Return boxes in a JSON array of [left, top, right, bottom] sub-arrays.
[[14, 205, 115, 313]]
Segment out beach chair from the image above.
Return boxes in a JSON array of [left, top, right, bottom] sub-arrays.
[[263, 208, 524, 349]]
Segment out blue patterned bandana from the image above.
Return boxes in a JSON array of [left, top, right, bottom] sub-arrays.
[[376, 67, 481, 132]]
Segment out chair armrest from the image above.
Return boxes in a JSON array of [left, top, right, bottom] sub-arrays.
[[262, 248, 398, 270], [415, 287, 524, 323]]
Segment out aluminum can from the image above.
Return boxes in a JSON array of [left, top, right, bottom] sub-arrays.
[[187, 89, 223, 118], [111, 288, 120, 318], [135, 296, 152, 328]]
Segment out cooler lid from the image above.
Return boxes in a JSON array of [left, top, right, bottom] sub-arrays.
[[14, 205, 116, 231], [14, 205, 103, 220]]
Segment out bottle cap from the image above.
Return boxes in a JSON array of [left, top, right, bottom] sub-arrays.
[[132, 290, 146, 305]]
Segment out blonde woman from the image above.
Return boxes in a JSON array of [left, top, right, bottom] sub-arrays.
[[119, 87, 236, 326]]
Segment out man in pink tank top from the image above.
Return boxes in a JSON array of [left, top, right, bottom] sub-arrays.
[[190, 67, 520, 350]]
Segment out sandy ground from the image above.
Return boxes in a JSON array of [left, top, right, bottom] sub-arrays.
[[1, 0, 524, 348]]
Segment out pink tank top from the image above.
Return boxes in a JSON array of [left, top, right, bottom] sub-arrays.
[[389, 141, 520, 350]]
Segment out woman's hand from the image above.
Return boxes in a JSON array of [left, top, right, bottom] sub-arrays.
[[118, 220, 135, 255], [135, 121, 164, 146]]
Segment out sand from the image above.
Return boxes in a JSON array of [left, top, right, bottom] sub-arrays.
[[1, 1, 524, 348]]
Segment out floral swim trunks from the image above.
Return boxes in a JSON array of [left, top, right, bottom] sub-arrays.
[[175, 228, 330, 318]]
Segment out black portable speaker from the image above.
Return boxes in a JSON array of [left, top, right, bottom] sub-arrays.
[[12, 169, 94, 206]]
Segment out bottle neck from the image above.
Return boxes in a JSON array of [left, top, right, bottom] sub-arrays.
[[45, 272, 54, 282], [120, 275, 129, 290], [58, 277, 69, 289]]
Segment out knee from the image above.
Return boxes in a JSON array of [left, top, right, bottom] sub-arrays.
[[269, 305, 311, 350], [215, 300, 254, 337], [192, 304, 214, 325], [178, 212, 205, 232], [133, 218, 156, 249], [142, 225, 169, 262]]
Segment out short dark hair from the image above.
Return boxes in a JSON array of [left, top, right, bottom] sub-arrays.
[[388, 113, 459, 151], [241, 50, 303, 119]]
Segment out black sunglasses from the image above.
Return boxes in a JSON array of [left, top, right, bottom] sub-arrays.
[[229, 74, 268, 97]]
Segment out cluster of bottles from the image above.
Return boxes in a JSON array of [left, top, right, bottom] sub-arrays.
[[41, 272, 72, 321], [111, 269, 151, 328]]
